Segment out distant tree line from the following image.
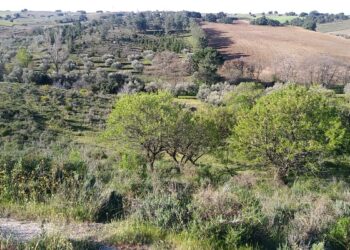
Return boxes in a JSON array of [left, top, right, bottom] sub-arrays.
[[203, 12, 237, 24], [288, 11, 349, 31]]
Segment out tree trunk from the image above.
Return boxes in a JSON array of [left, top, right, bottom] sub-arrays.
[[274, 167, 289, 185]]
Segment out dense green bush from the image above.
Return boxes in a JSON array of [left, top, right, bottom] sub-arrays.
[[231, 84, 349, 183], [326, 217, 350, 249], [251, 16, 282, 26]]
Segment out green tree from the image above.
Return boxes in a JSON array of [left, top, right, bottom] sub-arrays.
[[105, 92, 178, 170], [191, 47, 223, 84], [165, 109, 220, 168], [16, 47, 32, 68], [105, 92, 220, 171], [230, 84, 349, 184]]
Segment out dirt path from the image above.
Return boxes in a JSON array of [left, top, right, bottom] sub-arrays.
[[0, 218, 117, 249]]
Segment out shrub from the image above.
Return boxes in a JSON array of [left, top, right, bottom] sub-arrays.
[[136, 192, 190, 231], [326, 217, 350, 249], [102, 54, 114, 61], [192, 186, 241, 221], [105, 58, 114, 67], [344, 83, 350, 95], [166, 82, 198, 96], [121, 80, 145, 94], [197, 82, 234, 105], [145, 82, 162, 93], [63, 60, 77, 72], [131, 60, 144, 73], [111, 62, 123, 69], [5, 65, 23, 83], [231, 84, 349, 184]]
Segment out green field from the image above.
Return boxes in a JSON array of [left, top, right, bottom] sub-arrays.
[[0, 20, 14, 26]]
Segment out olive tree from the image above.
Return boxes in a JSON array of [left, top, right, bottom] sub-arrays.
[[230, 84, 349, 184]]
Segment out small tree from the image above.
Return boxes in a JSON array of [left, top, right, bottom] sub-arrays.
[[45, 29, 68, 76], [105, 92, 178, 170], [165, 110, 220, 168], [16, 47, 32, 68], [230, 84, 348, 184], [191, 47, 223, 84]]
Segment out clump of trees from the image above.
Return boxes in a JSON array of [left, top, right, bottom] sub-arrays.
[[288, 17, 317, 31], [105, 92, 219, 171], [288, 11, 349, 31], [204, 12, 236, 24], [250, 16, 282, 27]]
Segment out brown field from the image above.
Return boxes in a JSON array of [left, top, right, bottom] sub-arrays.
[[202, 21, 350, 82]]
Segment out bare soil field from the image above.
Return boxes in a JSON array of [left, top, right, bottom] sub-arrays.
[[202, 21, 350, 82]]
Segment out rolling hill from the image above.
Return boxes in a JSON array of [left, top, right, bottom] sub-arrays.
[[202, 21, 350, 82]]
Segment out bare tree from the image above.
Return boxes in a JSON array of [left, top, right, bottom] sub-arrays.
[[45, 29, 68, 76], [274, 57, 298, 83]]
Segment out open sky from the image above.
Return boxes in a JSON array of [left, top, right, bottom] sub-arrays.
[[1, 0, 348, 14]]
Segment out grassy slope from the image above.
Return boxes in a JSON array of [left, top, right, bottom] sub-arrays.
[[317, 19, 350, 32]]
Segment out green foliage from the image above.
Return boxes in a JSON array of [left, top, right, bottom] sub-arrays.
[[327, 217, 350, 249], [231, 84, 349, 183], [136, 192, 190, 231], [251, 16, 282, 26], [106, 220, 166, 245], [191, 47, 224, 84], [190, 21, 208, 49], [224, 82, 265, 110], [106, 92, 178, 169], [106, 92, 220, 169], [16, 47, 32, 67]]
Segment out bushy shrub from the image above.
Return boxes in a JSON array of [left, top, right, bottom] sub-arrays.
[[326, 217, 350, 249], [111, 61, 123, 69], [131, 60, 144, 72], [63, 60, 77, 72], [105, 58, 114, 67], [136, 192, 190, 231], [166, 82, 198, 96], [128, 54, 142, 62], [102, 54, 114, 61], [145, 82, 162, 93], [197, 82, 234, 105], [121, 80, 145, 94], [21, 69, 52, 85], [231, 84, 349, 184], [5, 65, 23, 83], [142, 50, 154, 61], [190, 186, 269, 249], [344, 83, 350, 95], [192, 186, 241, 221]]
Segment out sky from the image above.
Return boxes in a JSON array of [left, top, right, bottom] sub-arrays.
[[1, 0, 348, 14]]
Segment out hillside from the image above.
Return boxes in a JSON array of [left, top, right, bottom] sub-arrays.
[[202, 21, 350, 82], [317, 19, 350, 38]]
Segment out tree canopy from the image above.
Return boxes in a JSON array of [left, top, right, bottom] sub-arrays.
[[230, 84, 349, 183]]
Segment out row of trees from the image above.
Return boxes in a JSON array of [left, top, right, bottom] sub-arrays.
[[106, 84, 350, 184]]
